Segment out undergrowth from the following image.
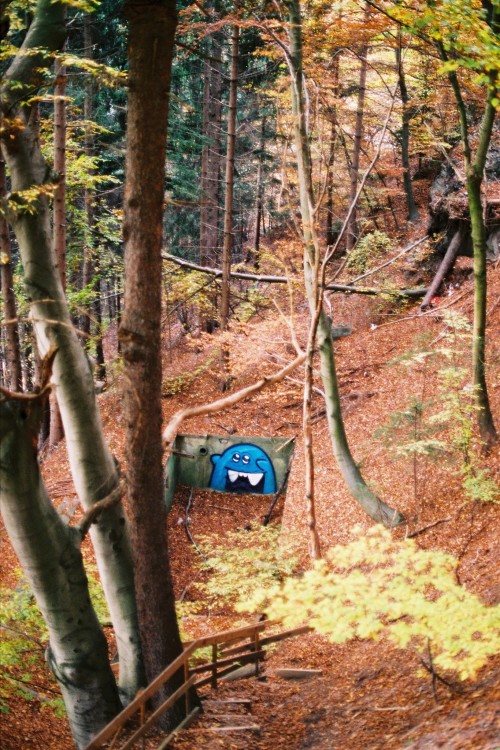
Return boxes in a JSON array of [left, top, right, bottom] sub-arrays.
[[0, 565, 109, 716], [243, 526, 500, 688], [376, 311, 499, 506]]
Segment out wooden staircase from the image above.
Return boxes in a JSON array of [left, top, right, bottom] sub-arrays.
[[83, 620, 310, 750]]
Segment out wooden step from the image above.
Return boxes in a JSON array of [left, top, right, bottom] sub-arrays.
[[203, 698, 253, 710], [189, 724, 261, 734], [274, 667, 323, 679], [156, 707, 201, 750]]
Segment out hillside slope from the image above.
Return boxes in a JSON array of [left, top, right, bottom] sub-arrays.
[[1, 245, 499, 749]]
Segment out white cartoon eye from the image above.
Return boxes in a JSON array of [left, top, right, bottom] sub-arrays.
[[232, 453, 240, 462], [242, 455, 250, 464]]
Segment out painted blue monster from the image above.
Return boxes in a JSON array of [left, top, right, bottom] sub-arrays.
[[209, 443, 277, 494]]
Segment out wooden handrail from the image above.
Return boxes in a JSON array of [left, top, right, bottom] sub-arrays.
[[84, 619, 310, 750], [84, 643, 198, 750]]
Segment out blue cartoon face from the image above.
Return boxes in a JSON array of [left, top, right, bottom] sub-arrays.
[[209, 444, 277, 495]]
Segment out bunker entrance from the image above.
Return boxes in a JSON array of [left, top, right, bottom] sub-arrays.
[[166, 434, 295, 525]]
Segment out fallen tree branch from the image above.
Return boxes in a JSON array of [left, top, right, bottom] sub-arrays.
[[161, 252, 428, 298], [419, 226, 466, 310], [347, 235, 430, 284], [0, 346, 57, 401], [373, 286, 473, 329], [406, 516, 453, 538], [0, 624, 45, 649], [162, 352, 306, 454]]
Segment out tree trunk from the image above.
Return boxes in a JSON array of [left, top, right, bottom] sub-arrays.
[[286, 0, 404, 530], [199, 27, 223, 332], [49, 50, 66, 447], [443, 55, 497, 447], [467, 162, 497, 446], [395, 37, 419, 222], [325, 52, 340, 248], [250, 115, 266, 269], [346, 3, 369, 252], [0, 158, 22, 392], [119, 0, 188, 729], [0, 0, 144, 703], [0, 396, 122, 748], [80, 14, 95, 343], [419, 224, 466, 310], [200, 29, 223, 269], [220, 24, 239, 330]]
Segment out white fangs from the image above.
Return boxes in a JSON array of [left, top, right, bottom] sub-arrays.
[[227, 470, 264, 486]]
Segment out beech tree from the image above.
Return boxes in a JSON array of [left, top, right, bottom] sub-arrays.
[[0, 157, 22, 391], [372, 0, 498, 446], [0, 0, 144, 729], [280, 0, 405, 538], [0, 387, 122, 747]]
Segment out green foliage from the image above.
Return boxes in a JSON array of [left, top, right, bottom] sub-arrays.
[[233, 285, 270, 323], [193, 523, 298, 614], [375, 397, 448, 460], [59, 53, 126, 88], [378, 312, 499, 504], [0, 564, 109, 715], [85, 563, 111, 626], [244, 526, 500, 682], [0, 575, 47, 713], [4, 183, 58, 218], [386, 0, 500, 83], [346, 230, 392, 274], [164, 267, 218, 332]]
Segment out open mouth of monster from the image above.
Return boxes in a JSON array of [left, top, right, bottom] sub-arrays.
[[225, 470, 265, 493]]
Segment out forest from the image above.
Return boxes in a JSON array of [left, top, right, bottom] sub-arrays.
[[0, 0, 499, 748]]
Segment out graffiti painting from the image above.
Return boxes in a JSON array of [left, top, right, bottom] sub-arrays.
[[209, 443, 277, 494]]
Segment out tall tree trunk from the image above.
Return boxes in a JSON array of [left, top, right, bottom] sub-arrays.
[[0, 395, 122, 749], [250, 115, 266, 269], [443, 53, 497, 447], [119, 0, 188, 728], [220, 24, 239, 330], [199, 28, 223, 332], [395, 36, 419, 222], [200, 30, 222, 268], [325, 117, 338, 247], [82, 15, 106, 382], [81, 14, 95, 343], [420, 224, 466, 310], [346, 3, 369, 252], [325, 52, 340, 248], [286, 0, 404, 530], [0, 158, 22, 392], [49, 50, 66, 447], [0, 0, 144, 703]]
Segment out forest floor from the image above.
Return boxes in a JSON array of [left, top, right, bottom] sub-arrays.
[[1, 210, 500, 748]]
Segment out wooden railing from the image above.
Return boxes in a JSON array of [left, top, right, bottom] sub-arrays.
[[84, 620, 310, 750]]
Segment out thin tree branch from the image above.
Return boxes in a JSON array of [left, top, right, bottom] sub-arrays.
[[161, 252, 427, 298], [162, 352, 306, 453], [77, 479, 126, 539]]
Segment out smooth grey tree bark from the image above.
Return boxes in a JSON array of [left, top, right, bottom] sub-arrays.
[[0, 393, 122, 748], [0, 157, 22, 392], [285, 0, 404, 529], [0, 0, 144, 702], [443, 59, 498, 447], [48, 49, 66, 448]]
